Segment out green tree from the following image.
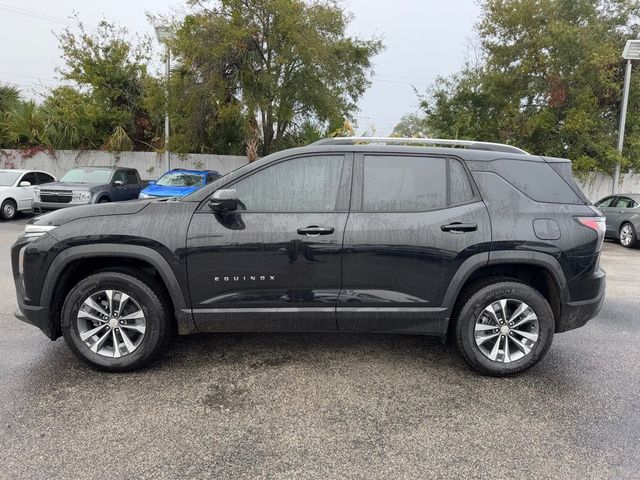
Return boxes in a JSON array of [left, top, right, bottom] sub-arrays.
[[52, 21, 156, 151], [165, 0, 382, 155], [418, 0, 640, 173], [392, 113, 431, 137]]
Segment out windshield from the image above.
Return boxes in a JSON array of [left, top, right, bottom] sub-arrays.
[[61, 168, 112, 184], [156, 172, 204, 187], [0, 171, 21, 186]]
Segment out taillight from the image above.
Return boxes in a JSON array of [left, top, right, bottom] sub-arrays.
[[574, 216, 606, 251]]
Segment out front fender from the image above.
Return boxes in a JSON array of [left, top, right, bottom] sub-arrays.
[[42, 243, 196, 335]]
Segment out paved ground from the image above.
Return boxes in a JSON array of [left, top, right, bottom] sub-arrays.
[[1, 214, 639, 479]]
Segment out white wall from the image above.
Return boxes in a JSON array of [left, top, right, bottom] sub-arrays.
[[0, 150, 248, 181], [576, 172, 640, 202]]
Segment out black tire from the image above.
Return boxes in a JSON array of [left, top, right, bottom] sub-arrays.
[[454, 280, 554, 376], [61, 270, 172, 372], [1, 199, 17, 220], [98, 197, 110, 204], [619, 222, 638, 248]]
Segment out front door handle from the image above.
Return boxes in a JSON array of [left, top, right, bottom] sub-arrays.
[[441, 222, 478, 233], [297, 226, 335, 236]]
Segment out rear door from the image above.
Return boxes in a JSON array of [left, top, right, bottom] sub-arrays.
[[338, 154, 491, 334], [186, 153, 352, 332]]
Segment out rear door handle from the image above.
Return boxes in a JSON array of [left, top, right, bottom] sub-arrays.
[[441, 222, 478, 233], [297, 226, 335, 236]]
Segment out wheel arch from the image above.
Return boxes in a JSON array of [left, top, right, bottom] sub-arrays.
[[442, 251, 566, 335], [43, 244, 195, 339]]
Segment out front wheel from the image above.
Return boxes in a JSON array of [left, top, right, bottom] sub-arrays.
[[619, 222, 638, 248], [1, 199, 17, 220], [455, 280, 554, 376], [61, 271, 172, 371]]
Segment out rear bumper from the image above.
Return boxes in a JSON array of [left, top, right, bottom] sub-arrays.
[[557, 266, 606, 333]]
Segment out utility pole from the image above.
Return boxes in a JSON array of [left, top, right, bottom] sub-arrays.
[[155, 26, 174, 172], [613, 37, 640, 194]]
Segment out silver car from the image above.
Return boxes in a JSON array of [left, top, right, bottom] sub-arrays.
[[594, 193, 640, 248]]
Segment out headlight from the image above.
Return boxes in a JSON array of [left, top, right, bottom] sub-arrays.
[[72, 191, 91, 202], [24, 224, 57, 238], [33, 187, 40, 200], [139, 192, 154, 199]]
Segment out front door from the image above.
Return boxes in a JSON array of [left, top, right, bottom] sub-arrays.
[[16, 172, 37, 210], [338, 154, 491, 334], [186, 153, 352, 332]]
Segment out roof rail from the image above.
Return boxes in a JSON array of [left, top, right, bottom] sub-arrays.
[[310, 137, 529, 155]]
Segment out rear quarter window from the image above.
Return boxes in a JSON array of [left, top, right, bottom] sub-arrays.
[[491, 159, 583, 204]]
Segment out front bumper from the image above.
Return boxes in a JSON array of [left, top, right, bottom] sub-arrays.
[[33, 200, 90, 214], [557, 266, 606, 333], [14, 303, 55, 339]]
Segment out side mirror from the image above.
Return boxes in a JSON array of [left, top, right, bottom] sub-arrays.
[[209, 188, 238, 212], [148, 180, 155, 186], [113, 180, 124, 187], [19, 181, 31, 187]]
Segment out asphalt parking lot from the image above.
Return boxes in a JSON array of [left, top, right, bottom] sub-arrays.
[[1, 215, 639, 479]]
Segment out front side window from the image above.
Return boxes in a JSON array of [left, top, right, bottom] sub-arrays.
[[363, 155, 448, 211], [20, 172, 37, 186], [125, 171, 138, 185], [231, 155, 344, 212]]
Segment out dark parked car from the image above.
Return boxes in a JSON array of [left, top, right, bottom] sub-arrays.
[[12, 137, 606, 375], [32, 166, 146, 214], [594, 194, 640, 248]]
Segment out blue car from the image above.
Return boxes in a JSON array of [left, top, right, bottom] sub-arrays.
[[139, 169, 220, 199]]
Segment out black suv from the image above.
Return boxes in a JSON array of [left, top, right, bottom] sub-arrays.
[[11, 138, 606, 375]]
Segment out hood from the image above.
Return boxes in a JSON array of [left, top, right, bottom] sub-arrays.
[[28, 200, 151, 227], [141, 183, 202, 198], [39, 181, 107, 191]]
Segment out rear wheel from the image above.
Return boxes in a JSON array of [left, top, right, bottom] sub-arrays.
[[455, 280, 554, 376], [98, 197, 110, 204], [61, 271, 172, 371], [619, 222, 637, 248], [1, 199, 17, 220]]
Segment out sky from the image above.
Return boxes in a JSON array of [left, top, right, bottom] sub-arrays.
[[0, 0, 481, 135]]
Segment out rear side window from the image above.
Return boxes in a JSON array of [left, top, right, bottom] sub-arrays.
[[363, 156, 447, 211], [595, 196, 616, 208], [492, 159, 583, 204], [361, 156, 474, 212], [449, 158, 474, 204], [615, 197, 638, 208]]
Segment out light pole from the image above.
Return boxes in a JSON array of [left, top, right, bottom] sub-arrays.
[[612, 37, 640, 194], [155, 26, 173, 172]]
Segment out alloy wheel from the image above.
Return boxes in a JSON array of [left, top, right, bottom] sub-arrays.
[[76, 290, 147, 358], [474, 298, 539, 363], [620, 224, 634, 247]]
